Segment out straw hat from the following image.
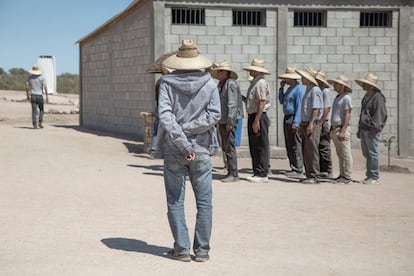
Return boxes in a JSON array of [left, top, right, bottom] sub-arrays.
[[355, 73, 379, 90], [146, 51, 177, 74], [210, 60, 238, 80], [315, 70, 330, 87], [328, 74, 352, 93], [295, 67, 318, 86], [28, 64, 43, 75], [162, 40, 212, 70], [242, 58, 270, 75], [278, 67, 301, 80]]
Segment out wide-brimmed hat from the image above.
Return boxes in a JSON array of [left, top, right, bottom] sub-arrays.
[[278, 67, 301, 80], [295, 67, 318, 86], [28, 64, 43, 75], [162, 40, 212, 70], [242, 58, 270, 75], [146, 51, 177, 74], [355, 73, 379, 90], [328, 74, 353, 93], [210, 60, 238, 80], [315, 70, 330, 87]]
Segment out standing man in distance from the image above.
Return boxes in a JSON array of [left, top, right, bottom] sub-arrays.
[[25, 64, 48, 129], [243, 58, 272, 183], [210, 60, 243, 182], [314, 70, 333, 178], [295, 67, 323, 184], [355, 73, 387, 184], [156, 40, 221, 262], [278, 67, 304, 177], [328, 74, 353, 183]]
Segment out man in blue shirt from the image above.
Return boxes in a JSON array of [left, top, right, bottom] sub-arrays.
[[278, 67, 304, 177]]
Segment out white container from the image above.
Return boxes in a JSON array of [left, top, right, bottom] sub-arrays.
[[37, 55, 57, 94]]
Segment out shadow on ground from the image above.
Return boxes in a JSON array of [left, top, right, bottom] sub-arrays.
[[101, 238, 170, 257]]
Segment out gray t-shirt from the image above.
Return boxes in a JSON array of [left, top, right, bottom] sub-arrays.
[[26, 75, 46, 96], [300, 84, 323, 122], [331, 93, 352, 126]]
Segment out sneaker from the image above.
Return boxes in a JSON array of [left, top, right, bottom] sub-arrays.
[[362, 178, 381, 184], [221, 175, 239, 182], [194, 254, 210, 262], [302, 178, 319, 184], [246, 175, 268, 183], [335, 177, 352, 184], [285, 171, 302, 178], [33, 124, 37, 129], [165, 249, 191, 262], [39, 124, 44, 128]]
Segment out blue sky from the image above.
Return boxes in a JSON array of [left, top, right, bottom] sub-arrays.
[[0, 0, 133, 75]]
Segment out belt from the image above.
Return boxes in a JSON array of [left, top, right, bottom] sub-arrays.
[[300, 120, 319, 125], [332, 125, 343, 128]]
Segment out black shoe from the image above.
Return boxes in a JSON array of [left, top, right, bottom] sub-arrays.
[[335, 177, 352, 184], [165, 249, 191, 262], [194, 254, 210, 262], [285, 171, 302, 178], [221, 175, 239, 182]]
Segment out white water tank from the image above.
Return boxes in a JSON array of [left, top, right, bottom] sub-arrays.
[[37, 55, 57, 94]]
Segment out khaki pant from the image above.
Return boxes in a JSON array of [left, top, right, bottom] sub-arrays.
[[330, 126, 353, 179]]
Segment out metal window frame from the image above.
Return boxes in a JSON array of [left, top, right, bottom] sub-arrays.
[[360, 11, 392, 28], [171, 7, 205, 25], [293, 10, 327, 27], [232, 9, 266, 26]]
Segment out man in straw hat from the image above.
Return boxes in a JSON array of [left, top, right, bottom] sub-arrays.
[[295, 66, 323, 184], [25, 64, 48, 129], [278, 67, 304, 178], [242, 58, 272, 183], [315, 70, 333, 178], [145, 52, 176, 157], [156, 40, 221, 262], [355, 73, 387, 185], [328, 74, 354, 184], [210, 60, 243, 182]]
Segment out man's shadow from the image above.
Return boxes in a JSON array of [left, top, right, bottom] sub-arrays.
[[101, 238, 170, 257]]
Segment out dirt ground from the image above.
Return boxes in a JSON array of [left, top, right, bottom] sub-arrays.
[[1, 90, 414, 276]]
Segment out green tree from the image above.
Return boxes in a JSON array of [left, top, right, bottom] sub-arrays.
[[0, 67, 79, 94]]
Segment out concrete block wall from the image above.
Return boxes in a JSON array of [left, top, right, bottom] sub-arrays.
[[164, 7, 278, 147], [81, 2, 154, 138], [287, 9, 399, 152]]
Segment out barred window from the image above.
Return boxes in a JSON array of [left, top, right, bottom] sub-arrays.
[[294, 10, 327, 27], [233, 10, 266, 26], [172, 7, 205, 25], [360, 11, 392, 27]]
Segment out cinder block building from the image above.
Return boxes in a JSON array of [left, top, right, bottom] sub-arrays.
[[78, 0, 414, 157]]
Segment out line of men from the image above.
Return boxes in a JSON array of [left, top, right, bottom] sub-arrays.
[[210, 60, 387, 185], [152, 40, 387, 262]]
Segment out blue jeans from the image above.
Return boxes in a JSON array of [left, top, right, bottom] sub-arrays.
[[31, 94, 44, 127], [360, 128, 380, 180], [163, 153, 212, 256]]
